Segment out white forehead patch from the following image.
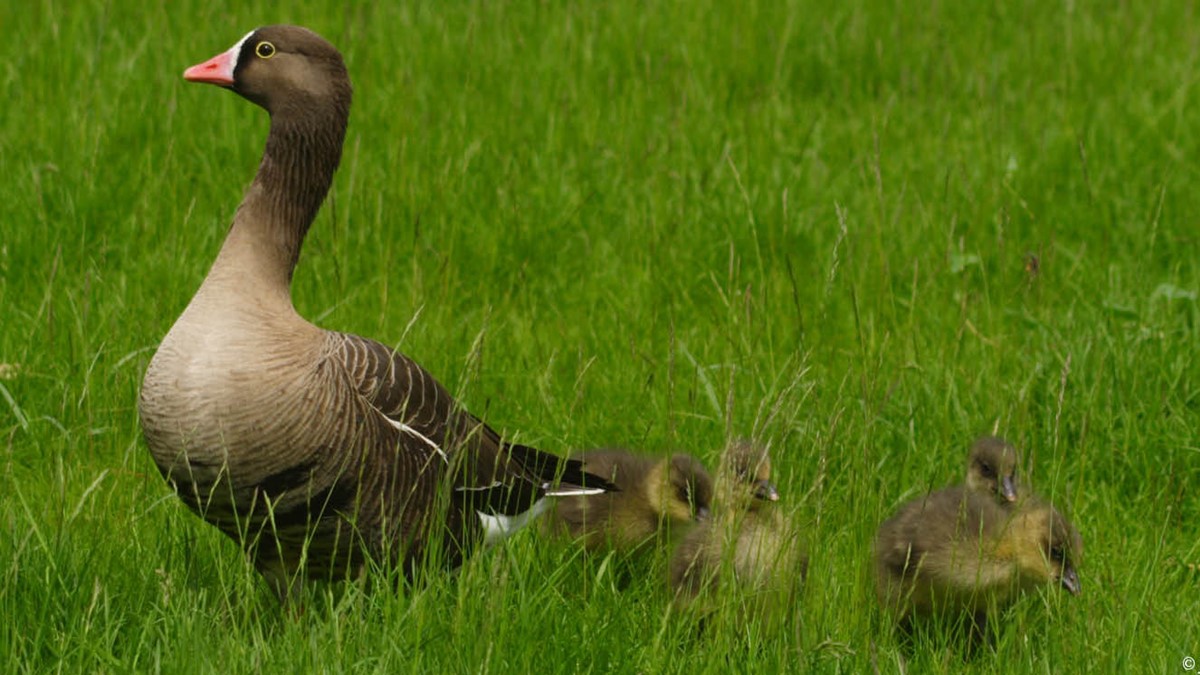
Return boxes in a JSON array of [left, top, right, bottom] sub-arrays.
[[231, 30, 257, 52], [226, 29, 257, 68]]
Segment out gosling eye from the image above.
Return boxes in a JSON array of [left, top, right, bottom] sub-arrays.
[[676, 487, 691, 505], [255, 41, 276, 59], [1049, 546, 1066, 564], [978, 462, 995, 479]]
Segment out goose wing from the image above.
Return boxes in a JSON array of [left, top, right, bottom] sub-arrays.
[[329, 332, 613, 516]]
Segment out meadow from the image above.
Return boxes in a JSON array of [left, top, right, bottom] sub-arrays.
[[1, 0, 1198, 671]]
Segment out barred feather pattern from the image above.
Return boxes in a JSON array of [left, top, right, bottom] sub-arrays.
[[141, 311, 560, 592]]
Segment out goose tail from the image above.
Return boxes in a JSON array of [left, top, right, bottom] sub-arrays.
[[504, 443, 619, 496], [456, 444, 617, 545]]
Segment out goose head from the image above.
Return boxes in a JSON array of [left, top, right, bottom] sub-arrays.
[[183, 25, 351, 115], [1010, 500, 1083, 596], [662, 453, 714, 523], [722, 439, 778, 510], [966, 435, 1020, 504]]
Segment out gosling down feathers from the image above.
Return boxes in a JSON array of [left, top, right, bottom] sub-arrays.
[[546, 450, 713, 553], [670, 440, 806, 607], [139, 26, 613, 598], [966, 435, 1021, 505], [873, 487, 1082, 629]]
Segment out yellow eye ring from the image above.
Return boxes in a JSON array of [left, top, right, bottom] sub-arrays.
[[255, 41, 276, 59]]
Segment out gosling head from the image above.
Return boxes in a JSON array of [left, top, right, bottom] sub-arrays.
[[1013, 500, 1083, 596], [966, 436, 1020, 504], [723, 439, 778, 509], [662, 454, 715, 523]]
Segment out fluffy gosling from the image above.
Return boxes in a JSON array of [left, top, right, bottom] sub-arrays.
[[874, 487, 1082, 634], [545, 450, 713, 553], [669, 440, 806, 615]]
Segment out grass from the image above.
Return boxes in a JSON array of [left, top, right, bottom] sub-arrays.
[[1, 0, 1198, 671]]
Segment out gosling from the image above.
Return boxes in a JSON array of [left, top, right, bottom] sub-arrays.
[[545, 450, 713, 553], [669, 440, 806, 613], [874, 487, 1082, 634]]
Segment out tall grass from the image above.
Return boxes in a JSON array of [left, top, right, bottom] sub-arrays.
[[1, 0, 1197, 671]]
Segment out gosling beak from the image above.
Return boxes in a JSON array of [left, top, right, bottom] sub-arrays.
[[1059, 565, 1081, 596], [694, 506, 711, 522], [753, 480, 779, 502], [1001, 475, 1018, 503]]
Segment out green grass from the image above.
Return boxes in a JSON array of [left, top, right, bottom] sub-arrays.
[[2, 0, 1198, 671]]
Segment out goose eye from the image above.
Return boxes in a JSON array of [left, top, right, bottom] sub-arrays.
[[1049, 546, 1066, 563], [979, 463, 995, 479], [255, 41, 276, 59]]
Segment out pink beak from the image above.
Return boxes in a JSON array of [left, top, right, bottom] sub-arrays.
[[183, 47, 237, 86]]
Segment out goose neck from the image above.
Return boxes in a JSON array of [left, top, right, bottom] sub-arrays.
[[206, 101, 348, 301]]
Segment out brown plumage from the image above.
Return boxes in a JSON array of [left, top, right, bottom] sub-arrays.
[[544, 450, 713, 553], [669, 440, 806, 621], [873, 487, 1082, 631], [139, 26, 612, 599], [966, 436, 1021, 505]]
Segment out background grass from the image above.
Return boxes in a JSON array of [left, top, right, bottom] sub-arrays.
[[2, 0, 1198, 671]]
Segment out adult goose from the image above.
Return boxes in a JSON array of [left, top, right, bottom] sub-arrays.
[[544, 450, 713, 553], [140, 25, 613, 599]]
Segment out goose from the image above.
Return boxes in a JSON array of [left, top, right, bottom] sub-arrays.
[[966, 435, 1021, 505], [669, 440, 806, 619], [873, 487, 1082, 635], [139, 25, 613, 599], [544, 450, 713, 553]]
